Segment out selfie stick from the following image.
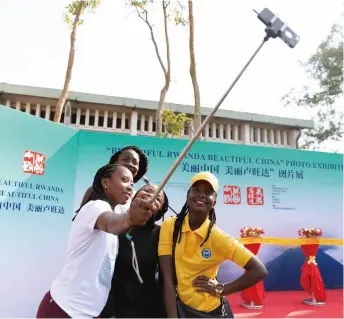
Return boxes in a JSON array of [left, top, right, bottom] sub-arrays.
[[142, 175, 178, 215], [147, 9, 299, 202], [126, 8, 300, 282], [128, 7, 300, 231]]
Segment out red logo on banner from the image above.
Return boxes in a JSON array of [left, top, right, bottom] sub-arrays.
[[22, 150, 46, 175], [247, 187, 264, 206], [223, 186, 241, 205]]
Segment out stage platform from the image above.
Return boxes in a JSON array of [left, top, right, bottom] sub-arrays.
[[227, 289, 343, 318]]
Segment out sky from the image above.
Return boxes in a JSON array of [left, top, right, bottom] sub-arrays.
[[0, 0, 343, 151]]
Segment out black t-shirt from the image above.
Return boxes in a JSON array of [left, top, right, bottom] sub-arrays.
[[101, 221, 166, 318]]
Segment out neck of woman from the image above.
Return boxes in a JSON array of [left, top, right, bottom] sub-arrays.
[[109, 200, 118, 210], [188, 211, 207, 231]]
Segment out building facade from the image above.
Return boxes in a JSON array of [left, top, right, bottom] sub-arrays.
[[0, 83, 313, 148]]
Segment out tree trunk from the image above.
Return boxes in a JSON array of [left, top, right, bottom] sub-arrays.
[[188, 0, 201, 136], [134, 2, 171, 136], [157, 86, 168, 136], [54, 1, 84, 123], [156, 1, 171, 135]]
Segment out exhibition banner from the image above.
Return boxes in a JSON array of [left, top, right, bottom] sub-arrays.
[[0, 106, 79, 317], [75, 131, 343, 292], [0, 105, 343, 317]]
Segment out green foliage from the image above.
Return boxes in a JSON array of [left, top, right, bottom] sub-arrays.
[[129, 0, 152, 8], [282, 23, 343, 149], [126, 0, 187, 26], [64, 0, 100, 26], [126, 0, 152, 11], [161, 109, 192, 137], [170, 1, 188, 26]]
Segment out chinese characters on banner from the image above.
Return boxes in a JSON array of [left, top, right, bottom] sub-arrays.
[[223, 186, 264, 206], [22, 150, 46, 175], [223, 186, 241, 204], [247, 187, 264, 206]]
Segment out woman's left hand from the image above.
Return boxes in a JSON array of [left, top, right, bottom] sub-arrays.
[[192, 276, 217, 297]]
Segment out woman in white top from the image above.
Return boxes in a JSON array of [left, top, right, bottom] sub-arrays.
[[80, 146, 149, 214], [36, 164, 159, 318]]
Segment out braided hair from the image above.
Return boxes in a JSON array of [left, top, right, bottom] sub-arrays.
[[155, 191, 169, 222], [172, 190, 216, 247], [73, 164, 122, 221], [109, 146, 148, 183]]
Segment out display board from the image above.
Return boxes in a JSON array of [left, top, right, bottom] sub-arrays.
[[1, 105, 343, 317], [75, 131, 343, 291], [0, 106, 79, 317]]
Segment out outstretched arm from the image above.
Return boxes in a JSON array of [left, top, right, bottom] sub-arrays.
[[96, 198, 155, 235], [95, 210, 130, 235]]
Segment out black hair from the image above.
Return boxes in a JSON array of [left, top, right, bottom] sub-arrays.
[[154, 191, 169, 222], [73, 164, 122, 221], [172, 189, 216, 247], [109, 146, 148, 183], [132, 185, 169, 223]]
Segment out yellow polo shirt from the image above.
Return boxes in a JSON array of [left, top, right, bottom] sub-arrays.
[[158, 214, 254, 312]]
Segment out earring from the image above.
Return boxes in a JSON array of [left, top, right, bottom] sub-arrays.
[[104, 185, 107, 189]]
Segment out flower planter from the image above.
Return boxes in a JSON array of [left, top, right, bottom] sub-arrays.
[[298, 229, 326, 306], [240, 228, 265, 310]]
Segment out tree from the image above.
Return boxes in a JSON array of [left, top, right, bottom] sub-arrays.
[[54, 0, 100, 123], [127, 0, 186, 135], [282, 24, 343, 149], [188, 0, 201, 135], [161, 109, 192, 137]]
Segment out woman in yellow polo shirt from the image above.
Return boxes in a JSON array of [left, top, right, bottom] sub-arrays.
[[158, 172, 268, 318]]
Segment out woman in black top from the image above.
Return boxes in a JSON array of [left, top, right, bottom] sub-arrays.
[[101, 184, 169, 318]]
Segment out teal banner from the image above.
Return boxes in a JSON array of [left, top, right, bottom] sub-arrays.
[[0, 106, 79, 317], [0, 105, 343, 317], [74, 131, 343, 293]]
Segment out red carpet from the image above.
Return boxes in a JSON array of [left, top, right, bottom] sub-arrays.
[[227, 289, 343, 318]]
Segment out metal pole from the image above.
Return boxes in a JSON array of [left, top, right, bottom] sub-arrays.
[[150, 39, 267, 202], [142, 175, 178, 215], [127, 39, 267, 236]]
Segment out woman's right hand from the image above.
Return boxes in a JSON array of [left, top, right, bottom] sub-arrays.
[[126, 197, 155, 226], [95, 198, 155, 234]]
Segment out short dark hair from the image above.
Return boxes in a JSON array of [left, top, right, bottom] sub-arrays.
[[109, 146, 148, 183]]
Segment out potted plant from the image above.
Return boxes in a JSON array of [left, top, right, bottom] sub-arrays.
[[298, 228, 326, 306], [240, 227, 265, 238], [298, 228, 323, 238]]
